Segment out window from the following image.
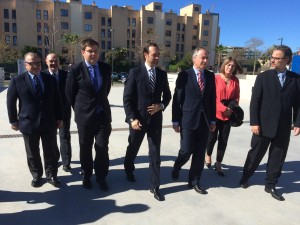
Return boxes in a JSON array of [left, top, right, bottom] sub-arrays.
[[204, 20, 209, 26], [147, 28, 153, 34], [202, 40, 208, 46], [12, 23, 17, 33], [5, 35, 10, 44], [176, 44, 179, 51], [132, 40, 135, 48], [165, 30, 171, 36], [84, 24, 92, 31], [193, 25, 198, 30], [154, 5, 162, 10], [166, 19, 172, 26], [37, 35, 42, 45], [37, 48, 42, 55], [101, 17, 105, 26], [101, 29, 105, 38], [192, 35, 197, 40], [182, 24, 185, 31], [203, 30, 209, 36], [61, 22, 69, 29], [165, 41, 171, 47], [4, 22, 9, 32], [108, 18, 111, 27], [127, 29, 130, 38], [192, 45, 196, 50], [107, 41, 111, 49], [44, 36, 49, 45], [61, 9, 68, 17], [37, 22, 41, 32], [194, 7, 200, 12], [147, 17, 154, 24], [4, 9, 9, 19], [107, 29, 111, 38], [45, 48, 49, 57], [127, 40, 130, 48], [36, 10, 41, 20], [132, 18, 136, 27], [127, 17, 130, 26], [177, 23, 180, 31], [176, 33, 180, 41], [44, 10, 48, 20], [101, 41, 105, 49], [181, 34, 185, 42], [44, 23, 49, 33], [12, 10, 16, 19], [13, 36, 17, 46], [181, 44, 184, 51], [132, 29, 136, 38], [85, 12, 92, 19]]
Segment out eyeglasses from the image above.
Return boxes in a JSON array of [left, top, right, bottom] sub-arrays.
[[269, 56, 286, 61], [26, 62, 41, 67], [85, 50, 99, 54]]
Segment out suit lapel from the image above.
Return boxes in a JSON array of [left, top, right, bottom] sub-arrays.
[[25, 72, 36, 96], [283, 70, 292, 89], [189, 69, 202, 95], [142, 65, 151, 93], [82, 62, 96, 93]]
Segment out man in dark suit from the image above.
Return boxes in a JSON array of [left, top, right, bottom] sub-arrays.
[[123, 42, 171, 201], [7, 52, 63, 187], [44, 53, 72, 172], [172, 47, 216, 194], [66, 38, 112, 191], [239, 45, 300, 201]]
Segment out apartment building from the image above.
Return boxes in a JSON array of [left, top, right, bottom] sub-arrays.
[[0, 0, 220, 68]]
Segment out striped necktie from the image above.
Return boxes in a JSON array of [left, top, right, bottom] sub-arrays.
[[149, 68, 155, 93], [197, 71, 204, 92]]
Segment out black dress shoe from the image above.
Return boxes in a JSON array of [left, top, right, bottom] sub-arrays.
[[126, 172, 136, 182], [63, 165, 72, 172], [31, 177, 42, 188], [47, 177, 60, 187], [150, 188, 165, 201], [214, 162, 225, 177], [265, 187, 285, 201], [239, 177, 249, 189], [171, 168, 179, 181], [98, 179, 109, 191], [82, 177, 92, 189], [193, 185, 208, 194]]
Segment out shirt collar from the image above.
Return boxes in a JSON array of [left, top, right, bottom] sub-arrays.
[[145, 63, 155, 71], [28, 71, 40, 79], [193, 67, 204, 75], [85, 60, 98, 68]]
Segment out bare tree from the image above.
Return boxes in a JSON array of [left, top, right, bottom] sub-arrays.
[[245, 38, 264, 75]]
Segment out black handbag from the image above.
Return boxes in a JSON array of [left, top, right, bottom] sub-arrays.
[[221, 99, 244, 127]]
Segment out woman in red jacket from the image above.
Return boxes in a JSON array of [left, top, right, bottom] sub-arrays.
[[205, 57, 242, 176]]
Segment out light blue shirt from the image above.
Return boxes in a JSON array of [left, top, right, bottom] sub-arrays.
[[28, 72, 44, 92]]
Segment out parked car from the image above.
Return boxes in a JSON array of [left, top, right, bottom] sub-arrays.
[[111, 72, 118, 80], [118, 72, 128, 83]]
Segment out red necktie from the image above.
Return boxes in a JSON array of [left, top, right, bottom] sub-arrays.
[[197, 71, 204, 92]]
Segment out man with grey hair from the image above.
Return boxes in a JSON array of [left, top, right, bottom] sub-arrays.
[[171, 47, 216, 194]]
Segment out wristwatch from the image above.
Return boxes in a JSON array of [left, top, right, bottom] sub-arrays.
[[130, 119, 134, 122]]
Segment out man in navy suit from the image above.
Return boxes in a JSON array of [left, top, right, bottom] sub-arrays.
[[239, 45, 300, 201], [123, 42, 171, 201], [7, 52, 63, 187], [66, 38, 112, 191], [172, 47, 216, 194], [44, 53, 72, 172]]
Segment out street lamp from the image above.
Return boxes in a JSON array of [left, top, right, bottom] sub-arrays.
[[110, 28, 114, 85], [278, 37, 283, 45]]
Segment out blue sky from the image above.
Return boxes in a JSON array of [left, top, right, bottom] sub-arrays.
[[82, 0, 300, 52]]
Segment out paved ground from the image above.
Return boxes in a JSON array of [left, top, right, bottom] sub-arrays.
[[0, 75, 300, 225]]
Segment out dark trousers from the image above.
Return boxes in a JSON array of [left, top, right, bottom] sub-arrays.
[[174, 115, 209, 185], [77, 114, 111, 181], [55, 113, 72, 166], [206, 119, 231, 162], [23, 128, 58, 179], [124, 120, 162, 189], [242, 128, 290, 189]]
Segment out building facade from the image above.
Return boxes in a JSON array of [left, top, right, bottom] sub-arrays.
[[0, 0, 220, 68]]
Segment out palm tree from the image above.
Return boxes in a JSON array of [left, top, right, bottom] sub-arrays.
[[214, 44, 227, 72], [62, 34, 81, 64]]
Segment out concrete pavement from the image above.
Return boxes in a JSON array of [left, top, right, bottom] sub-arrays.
[[0, 75, 300, 225]]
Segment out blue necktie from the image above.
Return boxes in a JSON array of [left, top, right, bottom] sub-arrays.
[[149, 68, 155, 93], [90, 65, 99, 91], [34, 76, 42, 98], [278, 73, 285, 87]]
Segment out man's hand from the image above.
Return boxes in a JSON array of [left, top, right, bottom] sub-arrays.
[[11, 124, 19, 131], [57, 120, 63, 129], [131, 119, 142, 130], [251, 125, 260, 135], [147, 104, 162, 115], [210, 124, 216, 132], [223, 108, 232, 117], [173, 124, 180, 133], [293, 127, 300, 136]]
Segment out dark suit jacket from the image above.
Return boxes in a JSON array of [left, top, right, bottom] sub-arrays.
[[7, 71, 63, 134], [250, 69, 300, 138], [65, 61, 112, 125], [172, 68, 216, 130], [43, 69, 71, 119], [123, 64, 171, 127]]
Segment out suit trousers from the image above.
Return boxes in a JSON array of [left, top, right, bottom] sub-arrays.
[[174, 115, 209, 185], [242, 127, 290, 188], [206, 119, 231, 162], [77, 113, 111, 181], [23, 127, 58, 179], [124, 120, 162, 189], [55, 112, 72, 166]]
